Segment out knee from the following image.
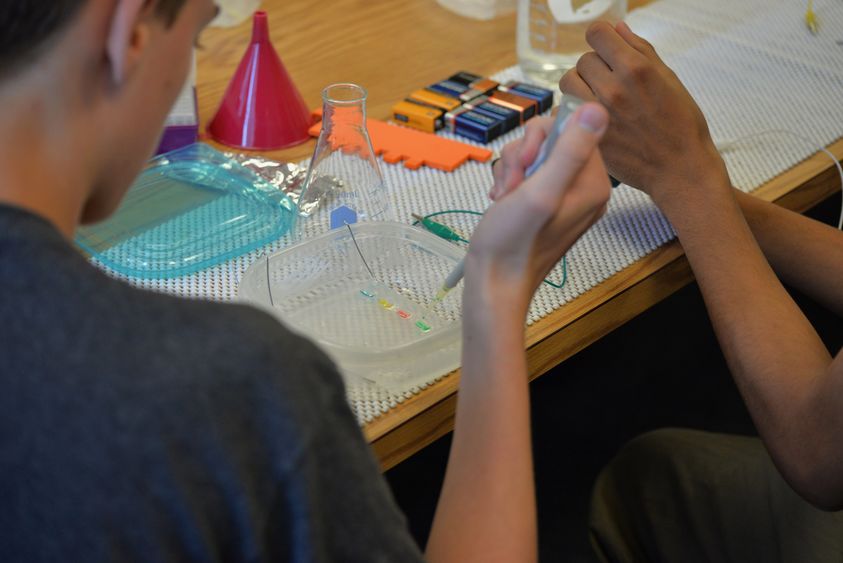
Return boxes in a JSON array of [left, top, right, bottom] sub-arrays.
[[593, 428, 704, 509], [604, 428, 695, 477], [589, 429, 704, 560]]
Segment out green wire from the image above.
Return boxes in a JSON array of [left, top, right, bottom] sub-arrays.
[[412, 209, 568, 290], [423, 209, 485, 219], [543, 258, 567, 289]]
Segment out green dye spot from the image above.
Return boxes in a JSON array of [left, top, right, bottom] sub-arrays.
[[360, 289, 375, 298], [415, 320, 431, 333]]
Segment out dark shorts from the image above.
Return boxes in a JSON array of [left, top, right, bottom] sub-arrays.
[[590, 429, 843, 562]]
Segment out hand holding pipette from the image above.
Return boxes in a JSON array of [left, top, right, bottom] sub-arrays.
[[435, 96, 586, 300]]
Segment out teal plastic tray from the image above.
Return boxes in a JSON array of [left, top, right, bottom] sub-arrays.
[[77, 144, 295, 279]]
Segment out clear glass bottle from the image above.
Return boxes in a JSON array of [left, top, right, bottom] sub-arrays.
[[517, 0, 627, 86], [436, 0, 517, 20], [297, 83, 392, 239]]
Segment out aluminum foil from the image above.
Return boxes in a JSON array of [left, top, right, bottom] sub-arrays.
[[224, 153, 340, 216]]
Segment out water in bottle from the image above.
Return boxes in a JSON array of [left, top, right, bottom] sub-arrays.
[[517, 0, 627, 85]]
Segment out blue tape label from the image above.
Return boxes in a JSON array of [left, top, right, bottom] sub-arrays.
[[330, 205, 358, 229]]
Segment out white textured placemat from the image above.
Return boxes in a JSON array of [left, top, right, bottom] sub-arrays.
[[99, 0, 843, 425]]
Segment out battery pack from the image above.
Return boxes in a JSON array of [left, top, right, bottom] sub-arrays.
[[429, 79, 484, 102], [407, 88, 461, 112], [489, 91, 538, 122], [464, 95, 519, 133], [500, 81, 554, 113], [448, 71, 500, 96], [392, 100, 445, 133], [446, 107, 505, 143]]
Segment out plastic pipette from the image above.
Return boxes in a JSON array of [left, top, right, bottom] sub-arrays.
[[434, 95, 585, 301]]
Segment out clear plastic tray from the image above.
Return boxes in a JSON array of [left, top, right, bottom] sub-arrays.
[[238, 221, 465, 390], [76, 144, 295, 278]]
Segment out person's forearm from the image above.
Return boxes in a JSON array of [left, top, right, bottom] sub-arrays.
[[735, 190, 843, 316], [662, 182, 840, 503], [426, 275, 536, 563]]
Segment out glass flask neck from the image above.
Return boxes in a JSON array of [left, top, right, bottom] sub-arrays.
[[322, 83, 368, 129], [320, 83, 373, 158]]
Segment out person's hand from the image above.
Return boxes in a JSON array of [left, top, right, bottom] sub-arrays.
[[489, 116, 554, 202], [466, 103, 611, 312], [559, 21, 730, 210]]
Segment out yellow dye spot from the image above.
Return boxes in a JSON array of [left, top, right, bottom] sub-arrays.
[[806, 0, 819, 34]]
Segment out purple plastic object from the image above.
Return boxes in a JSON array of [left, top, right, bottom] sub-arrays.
[[156, 124, 198, 155], [208, 11, 312, 150]]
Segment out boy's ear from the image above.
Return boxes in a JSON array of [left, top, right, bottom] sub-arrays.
[[106, 0, 150, 84]]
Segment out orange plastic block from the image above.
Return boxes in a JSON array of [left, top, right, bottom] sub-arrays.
[[308, 109, 492, 172]]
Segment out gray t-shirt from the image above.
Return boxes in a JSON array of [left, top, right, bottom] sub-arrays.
[[0, 205, 425, 562]]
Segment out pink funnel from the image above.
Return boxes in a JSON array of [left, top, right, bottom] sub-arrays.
[[208, 11, 311, 150]]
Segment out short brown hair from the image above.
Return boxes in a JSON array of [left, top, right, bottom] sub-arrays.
[[0, 0, 188, 79]]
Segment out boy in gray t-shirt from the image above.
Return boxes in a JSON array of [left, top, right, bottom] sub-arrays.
[[0, 1, 611, 561]]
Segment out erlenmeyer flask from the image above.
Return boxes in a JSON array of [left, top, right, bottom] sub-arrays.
[[296, 83, 392, 239]]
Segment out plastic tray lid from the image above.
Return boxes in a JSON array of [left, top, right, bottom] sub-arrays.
[[76, 143, 295, 279]]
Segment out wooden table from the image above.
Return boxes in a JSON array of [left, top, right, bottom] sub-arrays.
[[197, 0, 843, 470]]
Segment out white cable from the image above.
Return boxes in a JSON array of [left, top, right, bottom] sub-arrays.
[[715, 129, 843, 229]]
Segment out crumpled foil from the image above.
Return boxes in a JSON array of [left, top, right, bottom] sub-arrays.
[[224, 153, 340, 216]]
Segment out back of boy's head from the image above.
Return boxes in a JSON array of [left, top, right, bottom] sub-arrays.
[[0, 1, 187, 80], [0, 0, 197, 228]]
